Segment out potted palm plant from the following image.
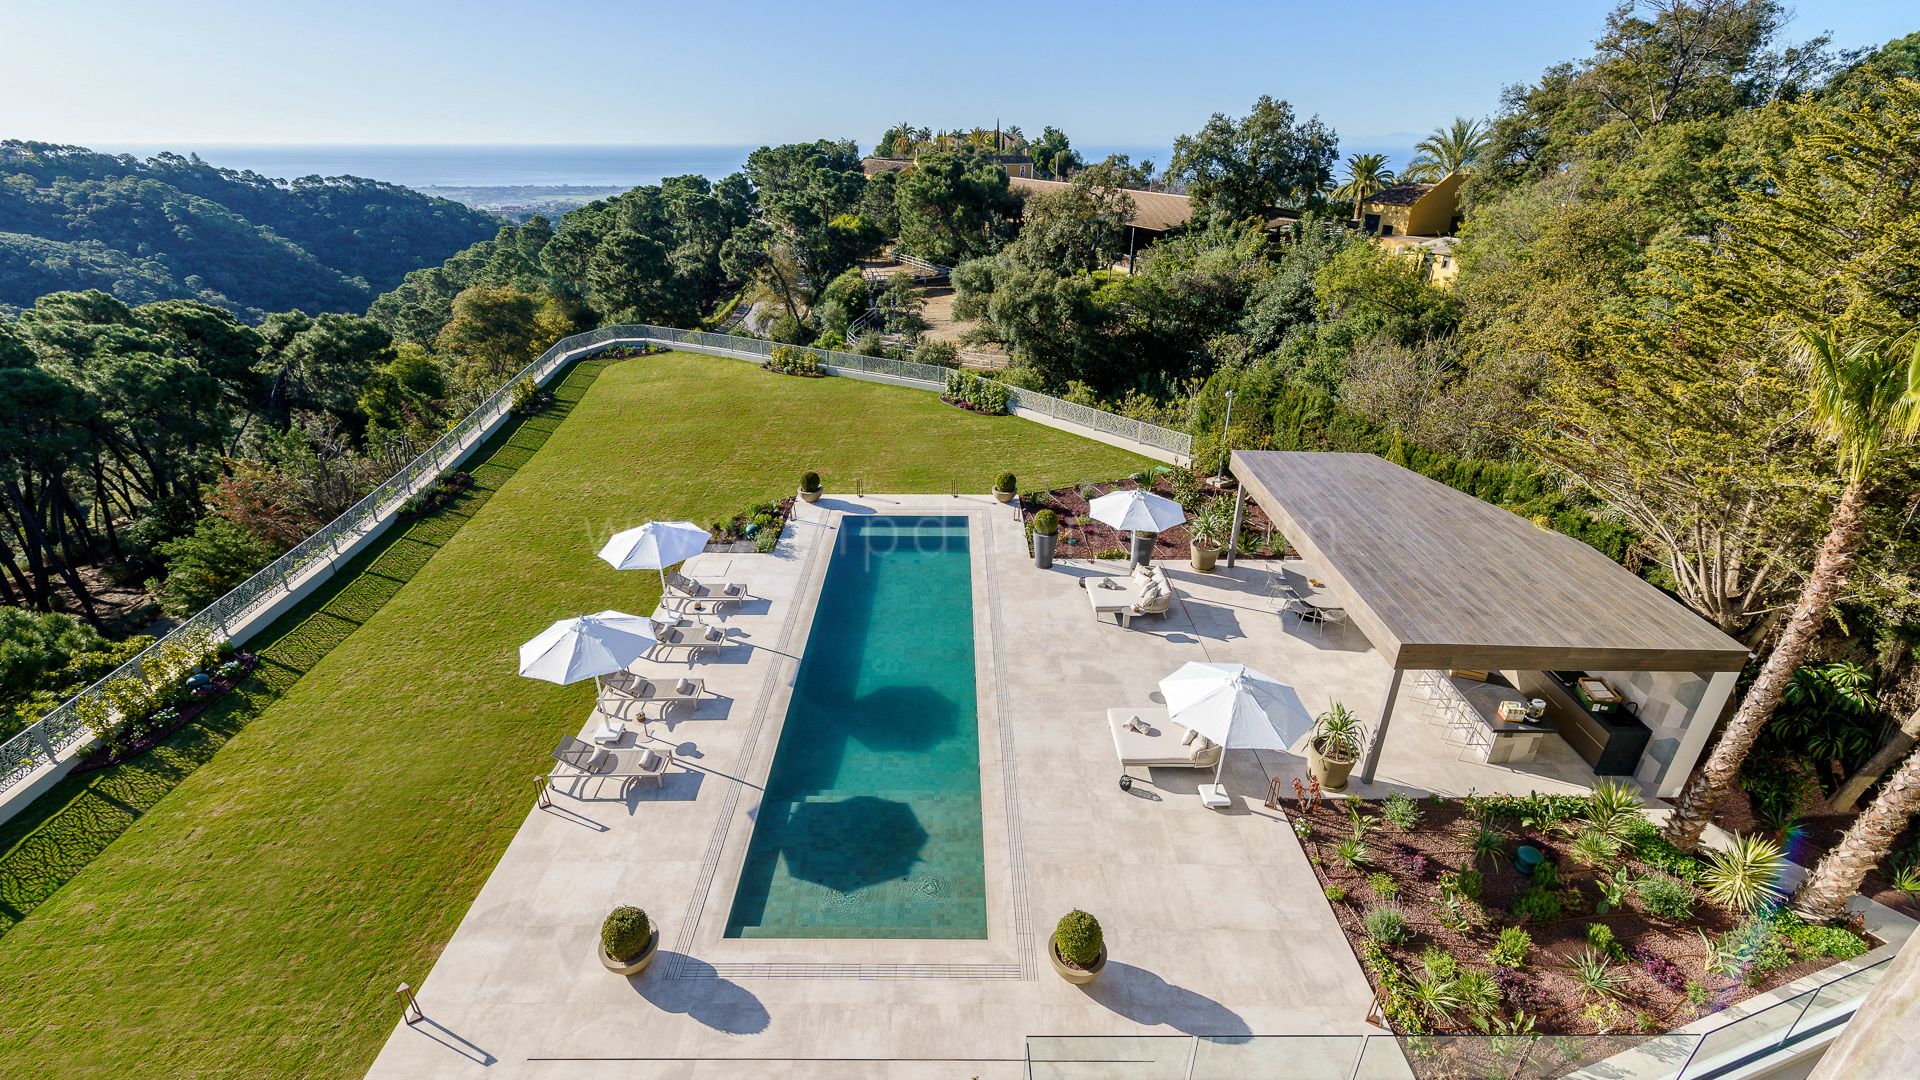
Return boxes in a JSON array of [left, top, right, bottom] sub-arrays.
[[1308, 700, 1367, 791], [798, 471, 822, 504], [598, 905, 658, 975], [1048, 909, 1106, 984], [1187, 496, 1230, 573], [993, 472, 1017, 504], [1032, 508, 1059, 569]]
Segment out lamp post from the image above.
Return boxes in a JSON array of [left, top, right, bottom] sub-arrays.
[[1217, 390, 1235, 479]]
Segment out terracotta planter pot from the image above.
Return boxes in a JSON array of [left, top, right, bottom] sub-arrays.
[[799, 488, 821, 504], [600, 928, 660, 975], [1190, 541, 1219, 573], [1308, 739, 1357, 791], [1049, 939, 1107, 985], [993, 488, 1015, 504], [1033, 532, 1057, 569]]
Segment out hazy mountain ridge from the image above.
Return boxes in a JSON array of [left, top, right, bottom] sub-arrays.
[[0, 141, 501, 319]]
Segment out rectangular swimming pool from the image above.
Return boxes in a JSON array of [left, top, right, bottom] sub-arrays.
[[725, 515, 987, 939]]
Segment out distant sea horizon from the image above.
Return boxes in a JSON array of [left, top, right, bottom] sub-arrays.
[[83, 140, 1417, 194], [87, 142, 1184, 192]]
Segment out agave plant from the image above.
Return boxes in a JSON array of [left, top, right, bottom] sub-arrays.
[[1470, 821, 1508, 868], [1584, 780, 1645, 842], [1569, 947, 1627, 1001], [1571, 827, 1625, 871], [1701, 833, 1788, 914]]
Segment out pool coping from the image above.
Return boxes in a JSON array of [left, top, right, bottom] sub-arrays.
[[670, 496, 1034, 980]]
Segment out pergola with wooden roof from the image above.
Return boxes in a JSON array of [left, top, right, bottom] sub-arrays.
[[1225, 451, 1750, 792]]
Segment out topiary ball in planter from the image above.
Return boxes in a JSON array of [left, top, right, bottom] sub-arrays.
[[994, 472, 1017, 502], [799, 471, 822, 504], [1049, 909, 1106, 984], [599, 905, 658, 975]]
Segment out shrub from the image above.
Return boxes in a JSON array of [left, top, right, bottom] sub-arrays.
[[1701, 833, 1788, 915], [1775, 912, 1869, 961], [1368, 872, 1399, 899], [1438, 868, 1483, 902], [1323, 884, 1347, 903], [1334, 837, 1370, 868], [1382, 792, 1423, 831], [1638, 949, 1688, 993], [800, 471, 821, 493], [915, 339, 961, 367], [1388, 844, 1429, 879], [510, 375, 543, 415], [996, 472, 1017, 493], [943, 369, 1009, 414], [1636, 874, 1696, 921], [1363, 903, 1411, 945], [1054, 909, 1103, 967], [1032, 509, 1059, 536], [1512, 883, 1564, 923], [1571, 827, 1624, 871], [1492, 966, 1548, 1014], [1585, 922, 1626, 961], [1490, 926, 1531, 968], [601, 906, 653, 962]]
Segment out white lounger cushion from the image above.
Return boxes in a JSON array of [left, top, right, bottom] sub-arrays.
[[1107, 709, 1222, 768]]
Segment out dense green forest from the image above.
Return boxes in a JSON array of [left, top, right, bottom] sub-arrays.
[[0, 142, 499, 318], [6, 3, 1920, 889]]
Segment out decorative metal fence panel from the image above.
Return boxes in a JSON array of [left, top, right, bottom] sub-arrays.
[[0, 322, 1189, 798]]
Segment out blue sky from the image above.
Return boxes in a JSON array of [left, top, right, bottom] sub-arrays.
[[6, 0, 1914, 153]]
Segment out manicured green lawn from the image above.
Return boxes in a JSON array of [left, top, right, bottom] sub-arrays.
[[0, 352, 1147, 1077]]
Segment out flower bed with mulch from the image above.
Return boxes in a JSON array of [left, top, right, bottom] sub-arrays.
[[398, 472, 472, 521], [1021, 475, 1286, 561], [72, 652, 260, 776], [1290, 790, 1875, 1040]]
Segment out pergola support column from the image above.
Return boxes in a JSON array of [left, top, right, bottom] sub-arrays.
[[1224, 481, 1246, 569], [1358, 668, 1404, 785], [1659, 669, 1739, 799]]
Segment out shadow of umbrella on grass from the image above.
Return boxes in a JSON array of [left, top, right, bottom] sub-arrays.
[[780, 796, 928, 893]]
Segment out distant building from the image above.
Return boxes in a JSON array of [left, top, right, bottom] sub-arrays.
[[1006, 176, 1194, 272], [1356, 172, 1464, 238], [1377, 234, 1459, 286], [861, 155, 1035, 179]]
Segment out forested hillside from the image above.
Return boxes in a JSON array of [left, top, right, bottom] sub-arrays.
[[0, 142, 499, 319]]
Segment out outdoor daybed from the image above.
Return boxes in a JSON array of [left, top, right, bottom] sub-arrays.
[[1106, 708, 1221, 770]]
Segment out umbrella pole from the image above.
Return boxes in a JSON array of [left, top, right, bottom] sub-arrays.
[[657, 566, 667, 597]]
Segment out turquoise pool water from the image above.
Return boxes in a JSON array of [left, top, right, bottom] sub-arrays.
[[725, 515, 986, 939]]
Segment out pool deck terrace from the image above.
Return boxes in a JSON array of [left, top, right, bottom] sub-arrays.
[[366, 494, 1606, 1079]]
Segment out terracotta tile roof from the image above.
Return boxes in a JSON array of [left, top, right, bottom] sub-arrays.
[[1006, 176, 1193, 233], [1361, 182, 1435, 208]]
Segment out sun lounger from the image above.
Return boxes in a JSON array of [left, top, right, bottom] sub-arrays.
[[664, 569, 747, 608], [549, 734, 673, 791], [603, 671, 704, 717], [1107, 708, 1221, 770], [649, 623, 730, 663]]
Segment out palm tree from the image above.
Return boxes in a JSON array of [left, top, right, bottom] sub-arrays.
[[1401, 117, 1490, 182], [1794, 729, 1920, 919], [1334, 153, 1396, 221], [1662, 331, 1920, 852]]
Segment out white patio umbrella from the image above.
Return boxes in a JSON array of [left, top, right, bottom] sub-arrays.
[[598, 520, 712, 592], [1087, 489, 1186, 567], [518, 610, 658, 694], [1159, 661, 1313, 790]]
